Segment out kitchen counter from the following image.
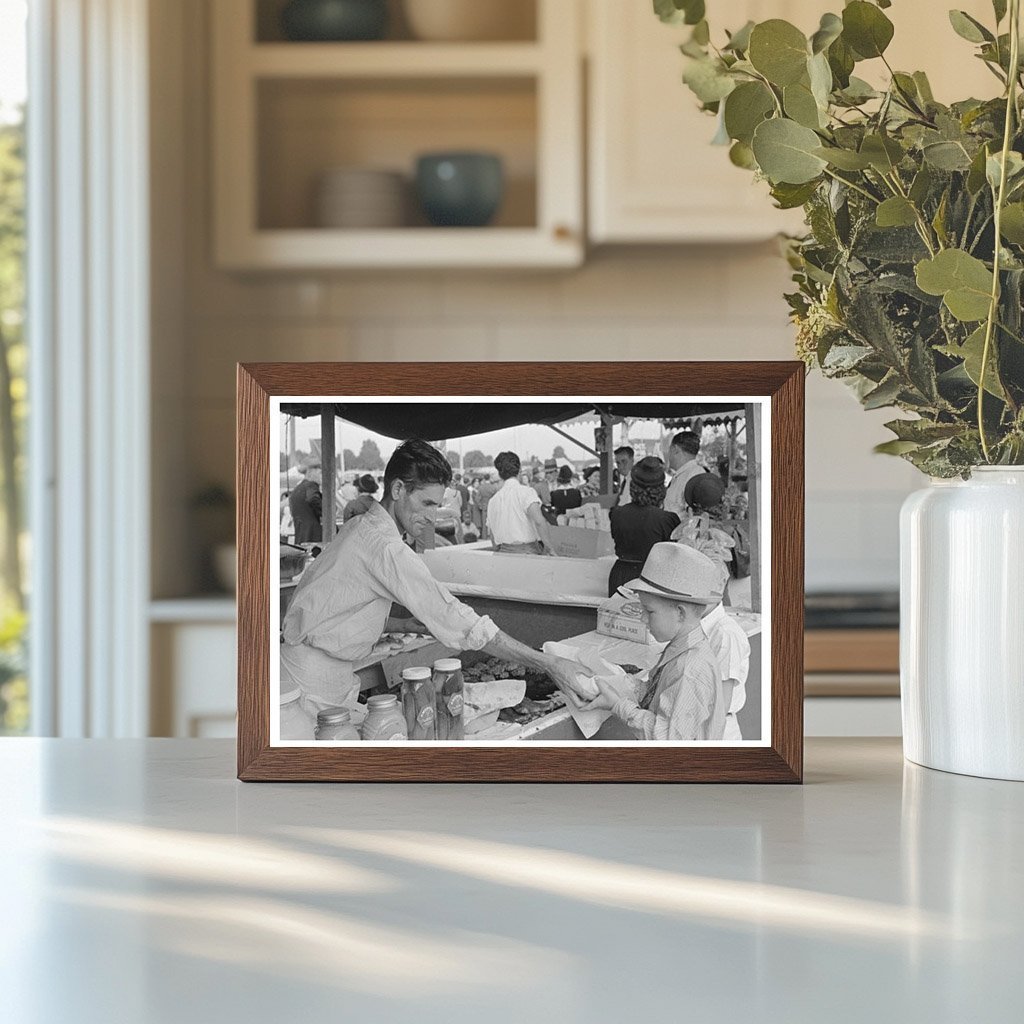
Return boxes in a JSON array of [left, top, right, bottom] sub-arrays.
[[3, 738, 1020, 1022]]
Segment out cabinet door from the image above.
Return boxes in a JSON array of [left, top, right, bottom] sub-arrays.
[[588, 0, 809, 243]]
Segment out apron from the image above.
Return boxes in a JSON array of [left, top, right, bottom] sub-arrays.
[[280, 642, 359, 718]]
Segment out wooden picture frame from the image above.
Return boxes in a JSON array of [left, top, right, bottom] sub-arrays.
[[237, 362, 804, 782]]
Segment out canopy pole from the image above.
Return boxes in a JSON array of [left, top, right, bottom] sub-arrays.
[[546, 423, 597, 458], [745, 403, 761, 614], [320, 405, 336, 540]]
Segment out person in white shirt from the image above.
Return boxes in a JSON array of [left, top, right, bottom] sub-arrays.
[[701, 603, 751, 741], [281, 439, 586, 717], [614, 445, 634, 506], [664, 430, 705, 519], [486, 450, 555, 555]]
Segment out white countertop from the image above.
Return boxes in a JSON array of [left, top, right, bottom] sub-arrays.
[[2, 738, 1020, 1023]]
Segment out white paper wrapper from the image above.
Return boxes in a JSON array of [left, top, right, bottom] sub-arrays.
[[542, 641, 629, 738]]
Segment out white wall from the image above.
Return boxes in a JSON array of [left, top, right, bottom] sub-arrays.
[[152, 0, 921, 598]]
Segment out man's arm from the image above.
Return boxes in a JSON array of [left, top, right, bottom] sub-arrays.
[[526, 502, 554, 554], [482, 631, 592, 701]]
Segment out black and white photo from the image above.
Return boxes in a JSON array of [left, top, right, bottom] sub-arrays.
[[271, 397, 768, 747]]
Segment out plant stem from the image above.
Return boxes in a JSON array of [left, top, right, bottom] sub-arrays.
[[822, 167, 880, 205], [979, 0, 1021, 461]]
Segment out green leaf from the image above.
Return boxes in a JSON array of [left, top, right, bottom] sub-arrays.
[[682, 57, 736, 104], [948, 10, 994, 44], [967, 144, 991, 194], [748, 20, 809, 87], [842, 1, 895, 59], [1000, 203, 1024, 245], [837, 76, 879, 104], [751, 118, 828, 184], [784, 80, 824, 129], [915, 249, 994, 322], [862, 374, 903, 409], [814, 146, 872, 170], [912, 71, 935, 104], [923, 140, 972, 171], [884, 418, 963, 443], [986, 150, 1024, 191], [723, 81, 776, 144], [860, 133, 904, 173], [808, 51, 833, 109], [653, 0, 705, 26], [692, 19, 710, 45], [876, 197, 918, 228], [874, 439, 922, 455], [724, 20, 755, 53], [770, 180, 820, 209], [729, 140, 757, 169], [993, 0, 1008, 24], [827, 36, 856, 89], [810, 12, 843, 54], [909, 164, 933, 205], [940, 325, 1006, 398], [932, 190, 950, 247]]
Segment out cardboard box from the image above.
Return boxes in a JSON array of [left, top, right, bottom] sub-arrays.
[[597, 594, 650, 643], [547, 525, 615, 559]]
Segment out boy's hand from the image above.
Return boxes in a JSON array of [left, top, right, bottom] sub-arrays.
[[578, 676, 620, 713]]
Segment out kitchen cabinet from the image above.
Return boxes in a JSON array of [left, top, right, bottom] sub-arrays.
[[586, 0, 999, 244], [211, 0, 583, 269]]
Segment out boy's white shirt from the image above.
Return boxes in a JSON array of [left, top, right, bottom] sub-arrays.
[[701, 603, 751, 715]]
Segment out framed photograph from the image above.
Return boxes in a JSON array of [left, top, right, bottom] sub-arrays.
[[237, 362, 803, 782]]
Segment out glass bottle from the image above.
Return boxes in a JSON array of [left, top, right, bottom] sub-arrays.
[[314, 706, 360, 741], [280, 686, 316, 740], [361, 694, 408, 741], [432, 657, 464, 740], [401, 666, 436, 740]]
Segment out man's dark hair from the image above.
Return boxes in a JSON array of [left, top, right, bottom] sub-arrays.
[[383, 439, 452, 498], [614, 446, 634, 459], [494, 451, 521, 480], [557, 465, 574, 485], [671, 431, 701, 456], [357, 473, 378, 495]]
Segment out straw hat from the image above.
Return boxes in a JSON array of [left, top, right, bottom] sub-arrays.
[[620, 542, 723, 605]]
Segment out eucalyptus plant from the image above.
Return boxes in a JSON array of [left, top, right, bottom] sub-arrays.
[[657, 0, 1024, 476]]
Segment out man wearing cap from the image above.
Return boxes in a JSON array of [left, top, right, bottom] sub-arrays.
[[664, 430, 705, 520], [289, 459, 323, 543], [282, 439, 588, 717], [580, 542, 728, 741]]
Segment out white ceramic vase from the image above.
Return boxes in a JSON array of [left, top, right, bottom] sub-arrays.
[[900, 467, 1024, 781]]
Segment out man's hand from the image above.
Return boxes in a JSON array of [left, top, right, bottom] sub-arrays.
[[546, 656, 595, 703]]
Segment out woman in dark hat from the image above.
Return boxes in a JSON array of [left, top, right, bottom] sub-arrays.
[[607, 457, 680, 597]]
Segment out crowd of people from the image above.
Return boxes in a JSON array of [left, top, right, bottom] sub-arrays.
[[280, 430, 748, 599]]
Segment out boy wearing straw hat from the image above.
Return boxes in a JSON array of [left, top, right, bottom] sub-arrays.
[[579, 542, 728, 741]]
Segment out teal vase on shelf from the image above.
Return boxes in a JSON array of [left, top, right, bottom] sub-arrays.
[[280, 0, 388, 42]]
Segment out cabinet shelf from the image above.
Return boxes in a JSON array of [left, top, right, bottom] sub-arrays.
[[212, 0, 582, 269], [249, 42, 544, 78], [217, 227, 580, 270]]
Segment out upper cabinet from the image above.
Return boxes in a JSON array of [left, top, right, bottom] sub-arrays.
[[211, 0, 584, 269], [587, 0, 816, 244]]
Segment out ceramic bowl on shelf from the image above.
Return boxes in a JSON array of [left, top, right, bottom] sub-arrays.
[[315, 167, 408, 229], [414, 152, 504, 227], [403, 0, 534, 42], [280, 0, 388, 42]]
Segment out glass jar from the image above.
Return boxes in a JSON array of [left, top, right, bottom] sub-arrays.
[[280, 687, 316, 741], [360, 694, 408, 741], [314, 706, 360, 741], [401, 666, 436, 740], [432, 657, 464, 740]]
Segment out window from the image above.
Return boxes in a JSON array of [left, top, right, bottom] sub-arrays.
[[0, 0, 27, 734]]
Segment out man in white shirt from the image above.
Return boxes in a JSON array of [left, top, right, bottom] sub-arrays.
[[487, 450, 555, 555], [664, 430, 705, 520], [701, 603, 751, 741], [614, 445, 634, 506], [281, 439, 584, 715]]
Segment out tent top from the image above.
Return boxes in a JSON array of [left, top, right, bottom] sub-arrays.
[[278, 401, 747, 442]]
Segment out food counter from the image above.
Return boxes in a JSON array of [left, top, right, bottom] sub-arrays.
[[421, 541, 614, 647]]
